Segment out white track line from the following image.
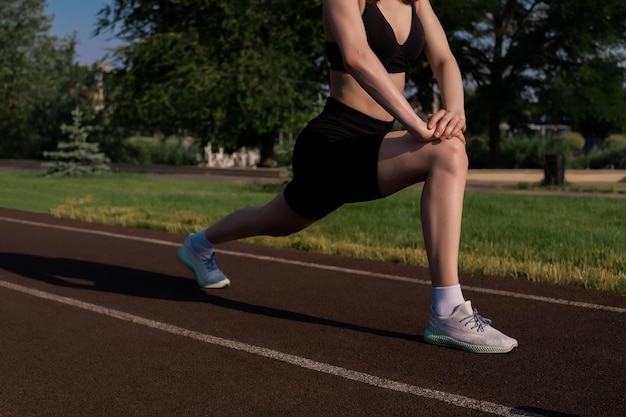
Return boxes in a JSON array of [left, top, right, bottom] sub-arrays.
[[0, 279, 545, 417], [1, 216, 624, 314]]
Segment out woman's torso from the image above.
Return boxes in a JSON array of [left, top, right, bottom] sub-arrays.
[[323, 0, 423, 122]]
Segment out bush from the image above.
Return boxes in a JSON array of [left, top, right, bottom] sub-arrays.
[[500, 136, 546, 168], [579, 144, 626, 169], [273, 140, 294, 168], [466, 136, 492, 168], [467, 135, 571, 169], [558, 131, 585, 151], [273, 140, 295, 180], [465, 134, 626, 169], [542, 134, 571, 156], [120, 137, 200, 165], [603, 134, 626, 149], [141, 142, 198, 165]]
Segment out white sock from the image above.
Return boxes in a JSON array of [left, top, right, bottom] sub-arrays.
[[189, 230, 214, 253], [431, 284, 465, 317]]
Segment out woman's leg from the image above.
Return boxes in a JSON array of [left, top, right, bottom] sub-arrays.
[[377, 131, 468, 288], [378, 132, 517, 353], [177, 190, 315, 289], [203, 191, 315, 244]]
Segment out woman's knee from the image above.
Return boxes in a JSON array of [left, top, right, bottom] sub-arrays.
[[431, 139, 469, 174]]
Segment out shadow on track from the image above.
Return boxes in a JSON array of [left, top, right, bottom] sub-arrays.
[[0, 252, 421, 344], [514, 407, 581, 417]]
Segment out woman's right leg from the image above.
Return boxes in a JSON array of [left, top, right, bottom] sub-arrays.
[[204, 191, 316, 244], [177, 191, 315, 288], [377, 132, 469, 289]]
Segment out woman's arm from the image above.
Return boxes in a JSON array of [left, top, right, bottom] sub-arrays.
[[323, 0, 435, 141], [418, 0, 466, 141]]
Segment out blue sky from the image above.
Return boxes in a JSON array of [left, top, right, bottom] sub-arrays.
[[45, 1, 121, 65]]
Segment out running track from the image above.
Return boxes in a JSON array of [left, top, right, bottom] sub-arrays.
[[0, 207, 624, 417]]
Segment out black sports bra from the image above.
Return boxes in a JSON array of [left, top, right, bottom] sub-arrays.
[[326, 1, 425, 74]]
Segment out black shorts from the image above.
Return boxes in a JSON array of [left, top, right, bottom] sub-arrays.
[[284, 97, 394, 219]]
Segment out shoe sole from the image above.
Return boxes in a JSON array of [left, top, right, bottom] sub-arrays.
[[176, 247, 231, 289], [423, 328, 517, 354]]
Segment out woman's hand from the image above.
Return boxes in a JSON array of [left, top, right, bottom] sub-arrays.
[[427, 109, 466, 144]]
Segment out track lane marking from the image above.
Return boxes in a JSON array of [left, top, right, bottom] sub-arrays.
[[1, 216, 624, 314], [0, 279, 545, 417]]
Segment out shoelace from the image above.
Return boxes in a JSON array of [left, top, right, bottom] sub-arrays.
[[459, 309, 492, 332], [202, 252, 219, 271]]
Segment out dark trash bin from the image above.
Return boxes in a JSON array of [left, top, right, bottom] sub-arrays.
[[544, 154, 566, 185]]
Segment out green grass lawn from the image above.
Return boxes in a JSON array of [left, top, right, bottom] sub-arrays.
[[1, 172, 624, 293]]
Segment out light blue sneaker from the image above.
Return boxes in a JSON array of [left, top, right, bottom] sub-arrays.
[[176, 235, 230, 289]]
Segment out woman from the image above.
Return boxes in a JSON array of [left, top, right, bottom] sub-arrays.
[[177, 0, 518, 354]]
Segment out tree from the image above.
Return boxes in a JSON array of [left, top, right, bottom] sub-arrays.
[[536, 56, 626, 141], [96, 0, 325, 166], [42, 107, 111, 176], [429, 0, 626, 166], [0, 0, 79, 158]]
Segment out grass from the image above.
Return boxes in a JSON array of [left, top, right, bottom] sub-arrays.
[[1, 172, 624, 293]]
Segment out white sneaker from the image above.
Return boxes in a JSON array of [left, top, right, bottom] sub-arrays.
[[176, 235, 230, 289], [423, 301, 518, 353]]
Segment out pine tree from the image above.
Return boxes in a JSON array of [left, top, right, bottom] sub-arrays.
[[42, 107, 111, 176]]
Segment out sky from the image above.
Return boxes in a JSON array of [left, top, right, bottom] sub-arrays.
[[45, 1, 121, 65]]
